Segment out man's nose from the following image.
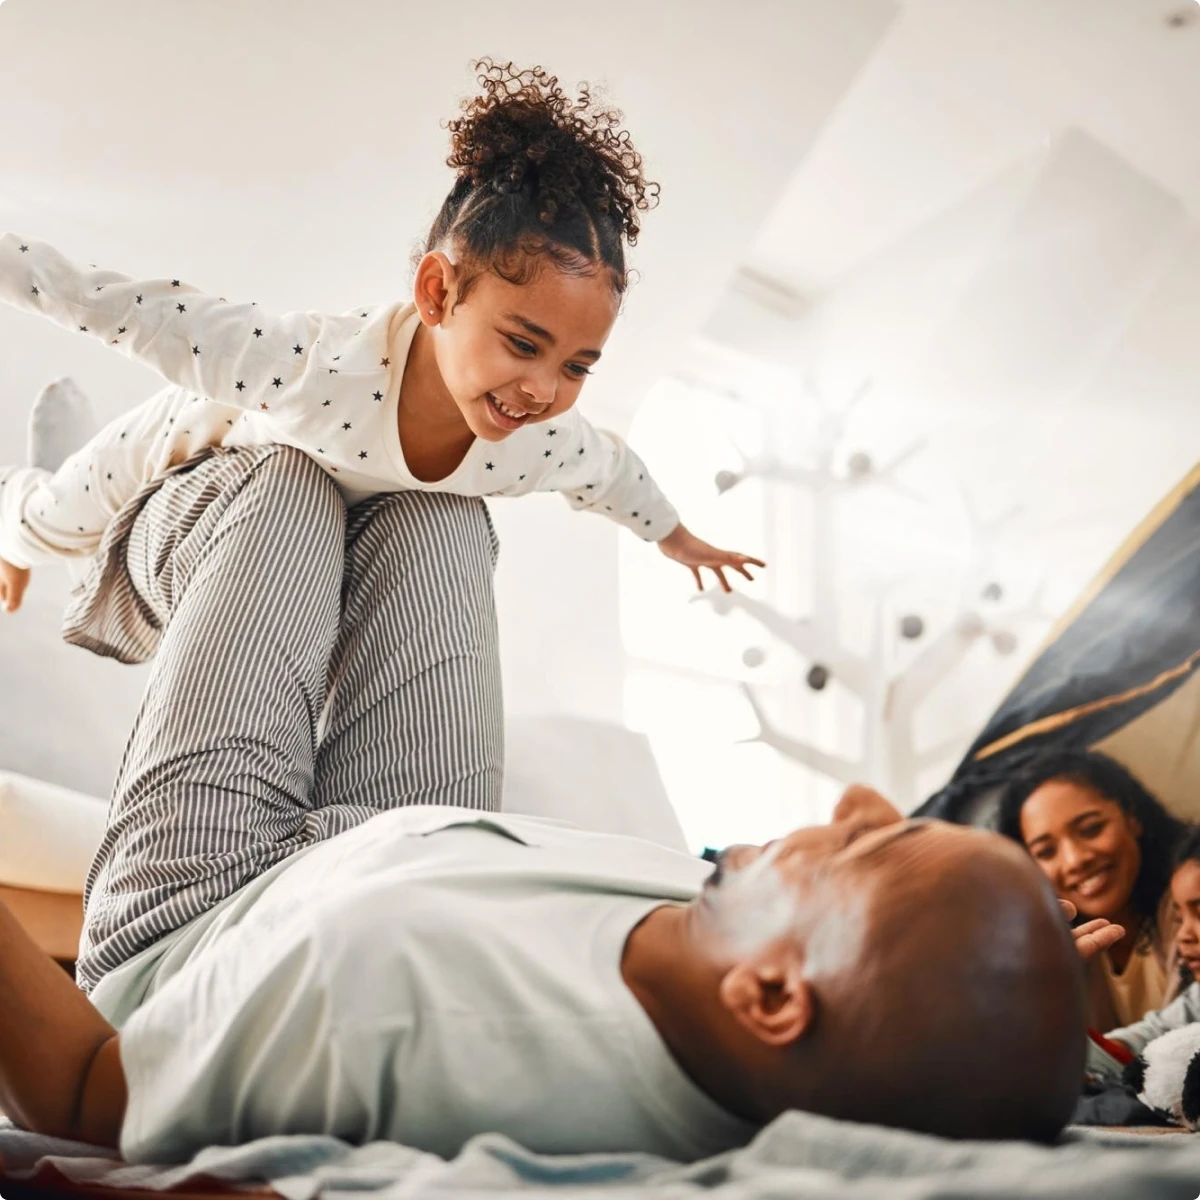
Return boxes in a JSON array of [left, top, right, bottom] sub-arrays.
[[833, 784, 903, 830]]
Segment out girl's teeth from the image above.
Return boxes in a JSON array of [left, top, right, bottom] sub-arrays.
[[490, 394, 525, 420]]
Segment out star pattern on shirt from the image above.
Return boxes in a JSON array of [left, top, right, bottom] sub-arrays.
[[5, 245, 666, 551]]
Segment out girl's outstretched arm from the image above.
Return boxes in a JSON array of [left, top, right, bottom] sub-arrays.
[[0, 898, 126, 1147], [0, 233, 389, 424]]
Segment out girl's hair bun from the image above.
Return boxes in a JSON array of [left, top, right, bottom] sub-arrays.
[[424, 58, 659, 301], [446, 58, 657, 244]]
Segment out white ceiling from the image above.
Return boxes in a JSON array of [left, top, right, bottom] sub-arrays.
[[750, 0, 1200, 293]]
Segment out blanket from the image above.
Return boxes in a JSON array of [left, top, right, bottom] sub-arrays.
[[3, 1112, 1200, 1199]]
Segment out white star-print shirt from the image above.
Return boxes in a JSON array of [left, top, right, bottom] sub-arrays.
[[0, 234, 679, 570]]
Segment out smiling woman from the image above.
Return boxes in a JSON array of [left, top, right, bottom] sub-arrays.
[[997, 749, 1187, 1030]]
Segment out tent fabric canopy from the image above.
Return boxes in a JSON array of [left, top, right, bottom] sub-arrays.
[[918, 462, 1200, 826]]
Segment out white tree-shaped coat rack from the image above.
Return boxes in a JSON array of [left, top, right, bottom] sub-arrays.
[[700, 381, 1049, 807]]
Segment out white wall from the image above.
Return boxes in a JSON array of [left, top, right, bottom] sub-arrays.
[[689, 126, 1200, 813]]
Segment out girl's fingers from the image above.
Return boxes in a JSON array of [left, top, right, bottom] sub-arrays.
[[691, 566, 704, 592], [714, 566, 731, 593]]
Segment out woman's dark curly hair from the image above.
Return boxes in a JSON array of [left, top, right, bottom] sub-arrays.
[[996, 749, 1185, 940], [422, 58, 660, 306]]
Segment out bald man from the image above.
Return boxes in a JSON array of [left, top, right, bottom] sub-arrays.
[[0, 785, 1118, 1163]]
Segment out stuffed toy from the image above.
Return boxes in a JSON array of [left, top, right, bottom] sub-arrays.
[[1124, 1023, 1200, 1130]]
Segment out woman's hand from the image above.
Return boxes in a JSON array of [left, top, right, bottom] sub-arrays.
[[0, 558, 30, 613], [657, 524, 766, 593], [1059, 899, 1125, 961]]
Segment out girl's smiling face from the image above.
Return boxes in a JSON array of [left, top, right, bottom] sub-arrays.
[[1019, 778, 1143, 922], [1171, 860, 1200, 980], [413, 251, 619, 443]]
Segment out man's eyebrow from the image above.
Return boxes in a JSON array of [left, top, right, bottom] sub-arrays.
[[503, 313, 603, 360]]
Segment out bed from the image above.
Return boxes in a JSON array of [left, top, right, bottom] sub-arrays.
[[4, 720, 1200, 1199]]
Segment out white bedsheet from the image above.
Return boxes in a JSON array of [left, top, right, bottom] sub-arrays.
[[2, 1112, 1199, 1199]]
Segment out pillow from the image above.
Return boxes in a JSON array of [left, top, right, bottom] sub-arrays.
[[502, 715, 688, 853], [0, 716, 688, 894], [0, 770, 108, 893]]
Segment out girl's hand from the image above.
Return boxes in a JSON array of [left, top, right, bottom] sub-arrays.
[[0, 558, 30, 613], [657, 524, 766, 593]]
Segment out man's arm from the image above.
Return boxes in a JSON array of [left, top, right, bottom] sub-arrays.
[[0, 898, 126, 1146]]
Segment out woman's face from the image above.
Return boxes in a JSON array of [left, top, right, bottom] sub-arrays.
[[1018, 778, 1143, 921], [1170, 860, 1200, 980]]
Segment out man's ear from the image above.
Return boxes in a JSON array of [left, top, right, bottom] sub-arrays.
[[413, 251, 457, 325], [717, 953, 815, 1048]]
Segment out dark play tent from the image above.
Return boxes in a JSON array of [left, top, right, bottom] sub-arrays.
[[918, 462, 1200, 826]]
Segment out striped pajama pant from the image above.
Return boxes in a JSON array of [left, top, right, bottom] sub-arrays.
[[70, 444, 503, 993]]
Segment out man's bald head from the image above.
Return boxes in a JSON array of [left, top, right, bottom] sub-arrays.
[[698, 812, 1085, 1141]]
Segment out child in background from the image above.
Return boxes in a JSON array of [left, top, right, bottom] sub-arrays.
[[0, 59, 764, 618], [1085, 824, 1200, 1082]]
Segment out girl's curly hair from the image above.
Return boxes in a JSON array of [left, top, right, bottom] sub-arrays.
[[996, 749, 1185, 947], [423, 59, 660, 305]]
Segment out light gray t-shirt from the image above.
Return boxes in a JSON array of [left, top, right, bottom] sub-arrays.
[[105, 806, 755, 1164]]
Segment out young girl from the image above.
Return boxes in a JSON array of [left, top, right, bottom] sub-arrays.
[[0, 59, 764, 620], [1100, 824, 1200, 1059]]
